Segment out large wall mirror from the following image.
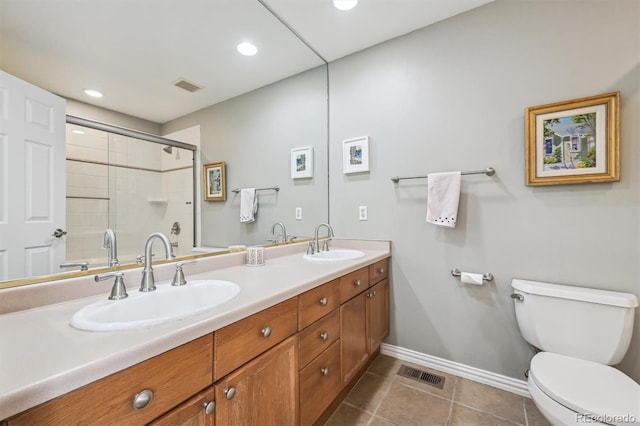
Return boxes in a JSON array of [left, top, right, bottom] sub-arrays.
[[0, 3, 329, 286]]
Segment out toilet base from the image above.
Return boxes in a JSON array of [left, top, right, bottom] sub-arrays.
[[528, 376, 607, 426]]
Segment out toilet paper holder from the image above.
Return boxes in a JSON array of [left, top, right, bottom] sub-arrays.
[[450, 269, 494, 282]]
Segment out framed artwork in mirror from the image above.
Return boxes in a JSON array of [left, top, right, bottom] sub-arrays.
[[343, 136, 369, 174], [291, 146, 313, 179], [525, 92, 620, 186], [203, 161, 226, 201]]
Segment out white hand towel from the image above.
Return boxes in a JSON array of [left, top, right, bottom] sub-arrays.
[[425, 171, 461, 228], [240, 188, 258, 223]]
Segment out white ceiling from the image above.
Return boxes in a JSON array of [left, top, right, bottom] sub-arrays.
[[0, 0, 492, 124]]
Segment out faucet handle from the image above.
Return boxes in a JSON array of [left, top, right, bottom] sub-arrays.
[[171, 260, 197, 286], [95, 271, 128, 300], [306, 241, 315, 255], [322, 239, 331, 252], [136, 253, 155, 264]]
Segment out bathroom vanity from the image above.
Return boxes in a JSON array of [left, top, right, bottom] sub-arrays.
[[0, 240, 390, 425]]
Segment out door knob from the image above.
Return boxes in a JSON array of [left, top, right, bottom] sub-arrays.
[[52, 228, 67, 238]]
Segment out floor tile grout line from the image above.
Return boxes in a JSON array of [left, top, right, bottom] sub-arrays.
[[446, 383, 457, 425], [365, 375, 395, 425], [450, 400, 526, 426]]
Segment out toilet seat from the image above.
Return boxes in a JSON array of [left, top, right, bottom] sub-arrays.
[[529, 352, 640, 426]]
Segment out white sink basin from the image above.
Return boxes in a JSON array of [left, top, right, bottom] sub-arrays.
[[70, 280, 240, 332], [303, 249, 365, 262]]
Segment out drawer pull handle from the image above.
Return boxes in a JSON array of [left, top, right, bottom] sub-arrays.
[[321, 367, 330, 376], [320, 332, 329, 341], [354, 280, 361, 287], [261, 326, 272, 338], [319, 297, 328, 306], [378, 268, 385, 274], [224, 387, 236, 400], [132, 389, 154, 411], [203, 401, 216, 415]]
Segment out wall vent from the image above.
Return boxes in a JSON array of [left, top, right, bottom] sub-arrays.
[[172, 78, 204, 93], [397, 365, 445, 389]]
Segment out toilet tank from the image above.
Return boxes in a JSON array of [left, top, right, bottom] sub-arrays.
[[511, 279, 638, 365]]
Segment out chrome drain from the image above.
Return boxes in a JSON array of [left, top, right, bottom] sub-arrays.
[[397, 365, 445, 389]]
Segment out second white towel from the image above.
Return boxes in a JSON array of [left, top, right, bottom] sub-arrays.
[[240, 188, 258, 223], [425, 171, 461, 228]]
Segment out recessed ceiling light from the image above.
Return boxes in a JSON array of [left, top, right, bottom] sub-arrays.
[[237, 42, 258, 56], [84, 89, 103, 98], [333, 0, 358, 11], [71, 130, 85, 135]]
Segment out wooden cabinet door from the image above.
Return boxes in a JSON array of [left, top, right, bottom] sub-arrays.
[[214, 336, 298, 426], [367, 278, 389, 353], [340, 293, 368, 385], [150, 387, 215, 426]]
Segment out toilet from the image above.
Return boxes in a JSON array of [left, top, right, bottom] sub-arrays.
[[511, 279, 640, 426]]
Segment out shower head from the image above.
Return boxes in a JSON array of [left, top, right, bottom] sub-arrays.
[[163, 145, 173, 154]]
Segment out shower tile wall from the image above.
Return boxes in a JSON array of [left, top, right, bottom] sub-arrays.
[[65, 125, 193, 266], [66, 125, 109, 263]]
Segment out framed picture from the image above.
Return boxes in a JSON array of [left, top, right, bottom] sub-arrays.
[[525, 92, 620, 186], [203, 161, 226, 201], [290, 146, 313, 179], [343, 136, 370, 174]]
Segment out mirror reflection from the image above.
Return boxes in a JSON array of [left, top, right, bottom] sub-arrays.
[[65, 122, 195, 271], [2, 64, 328, 285]]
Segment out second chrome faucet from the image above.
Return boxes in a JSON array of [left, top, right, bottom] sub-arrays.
[[140, 232, 175, 292]]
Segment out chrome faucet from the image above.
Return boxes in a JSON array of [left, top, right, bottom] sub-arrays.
[[140, 232, 174, 292], [60, 261, 89, 271], [270, 222, 287, 244], [103, 228, 119, 268], [312, 223, 335, 254]]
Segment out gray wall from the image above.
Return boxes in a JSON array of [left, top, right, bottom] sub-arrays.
[[328, 0, 640, 381], [163, 66, 328, 248]]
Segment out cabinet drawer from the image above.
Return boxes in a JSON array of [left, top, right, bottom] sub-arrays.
[[298, 279, 340, 329], [7, 335, 213, 426], [339, 267, 369, 303], [299, 340, 341, 426], [369, 258, 389, 285], [214, 297, 298, 380], [298, 309, 340, 368]]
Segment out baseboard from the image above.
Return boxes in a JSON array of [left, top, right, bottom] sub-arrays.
[[380, 343, 530, 398]]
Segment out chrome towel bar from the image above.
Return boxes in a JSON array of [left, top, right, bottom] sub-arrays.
[[391, 167, 495, 183]]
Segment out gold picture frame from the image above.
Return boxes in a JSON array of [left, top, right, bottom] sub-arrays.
[[525, 92, 620, 186], [203, 161, 226, 201]]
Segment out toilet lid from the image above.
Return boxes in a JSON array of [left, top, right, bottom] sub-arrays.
[[530, 352, 640, 424]]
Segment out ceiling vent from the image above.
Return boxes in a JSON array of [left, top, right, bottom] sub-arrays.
[[172, 78, 204, 93]]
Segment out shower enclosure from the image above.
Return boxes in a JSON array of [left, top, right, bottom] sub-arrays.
[[65, 118, 196, 269]]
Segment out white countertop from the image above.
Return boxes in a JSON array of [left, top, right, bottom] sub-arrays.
[[0, 239, 390, 420]]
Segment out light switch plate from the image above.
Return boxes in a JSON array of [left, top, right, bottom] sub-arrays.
[[295, 207, 302, 220]]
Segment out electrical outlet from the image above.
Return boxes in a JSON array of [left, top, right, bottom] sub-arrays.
[[295, 207, 302, 220], [359, 206, 368, 221]]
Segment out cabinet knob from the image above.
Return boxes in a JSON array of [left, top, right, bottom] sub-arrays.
[[224, 387, 236, 400], [378, 268, 385, 274], [354, 280, 361, 287], [132, 389, 154, 411], [320, 331, 329, 341], [321, 367, 330, 376], [367, 291, 377, 298], [261, 326, 272, 338], [203, 401, 215, 415], [319, 297, 328, 306]]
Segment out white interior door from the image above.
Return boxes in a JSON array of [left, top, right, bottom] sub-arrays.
[[0, 70, 66, 281]]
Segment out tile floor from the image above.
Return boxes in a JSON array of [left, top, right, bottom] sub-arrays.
[[324, 354, 551, 426]]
